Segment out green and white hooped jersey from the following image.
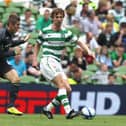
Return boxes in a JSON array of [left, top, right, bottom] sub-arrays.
[[37, 25, 78, 61]]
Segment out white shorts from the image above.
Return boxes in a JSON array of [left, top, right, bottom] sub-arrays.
[[40, 56, 67, 81]]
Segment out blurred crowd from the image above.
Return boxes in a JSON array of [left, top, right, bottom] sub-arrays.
[[0, 0, 126, 85]]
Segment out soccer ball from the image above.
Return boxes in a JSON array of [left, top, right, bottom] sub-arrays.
[[81, 106, 96, 119]]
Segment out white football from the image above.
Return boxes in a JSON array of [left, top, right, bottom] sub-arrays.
[[81, 106, 96, 119]]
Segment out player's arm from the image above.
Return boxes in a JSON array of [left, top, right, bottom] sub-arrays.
[[32, 31, 43, 67], [77, 40, 95, 58], [66, 29, 94, 57], [0, 34, 30, 58], [0, 50, 15, 58], [4, 34, 30, 48], [0, 40, 14, 58], [32, 42, 41, 68], [0, 46, 21, 58]]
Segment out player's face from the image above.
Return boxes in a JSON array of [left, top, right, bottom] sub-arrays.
[[53, 13, 64, 27]]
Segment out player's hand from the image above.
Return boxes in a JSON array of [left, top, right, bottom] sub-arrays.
[[14, 46, 22, 55], [32, 59, 38, 69], [88, 50, 95, 58], [23, 34, 31, 42]]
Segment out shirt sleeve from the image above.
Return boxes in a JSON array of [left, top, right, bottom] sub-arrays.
[[65, 30, 78, 44], [0, 50, 15, 58], [36, 31, 44, 44]]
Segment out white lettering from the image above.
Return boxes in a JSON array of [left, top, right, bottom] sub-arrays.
[[96, 92, 120, 115], [71, 92, 95, 111]]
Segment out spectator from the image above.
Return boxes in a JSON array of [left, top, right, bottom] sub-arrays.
[[30, 0, 43, 9], [95, 46, 113, 68], [102, 14, 119, 33], [8, 52, 27, 77], [66, 59, 83, 84], [82, 9, 101, 37], [95, 0, 108, 22], [43, 0, 57, 8], [75, 0, 97, 21], [108, 73, 116, 85], [78, 3, 89, 20], [68, 16, 83, 37], [111, 45, 126, 67], [98, 22, 113, 47], [20, 9, 36, 34], [119, 9, 126, 24], [36, 9, 52, 32], [72, 46, 87, 70], [110, 22, 126, 48], [106, 0, 113, 10], [108, 1, 124, 23], [64, 1, 77, 26], [91, 63, 110, 85]]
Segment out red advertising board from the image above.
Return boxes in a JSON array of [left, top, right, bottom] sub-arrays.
[[0, 84, 65, 114]]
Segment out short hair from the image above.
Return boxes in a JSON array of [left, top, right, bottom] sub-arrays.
[[25, 9, 32, 13], [44, 9, 50, 13], [82, 3, 88, 7], [87, 10, 95, 17], [108, 73, 116, 79], [115, 1, 123, 6], [7, 14, 20, 25], [120, 22, 126, 28], [51, 8, 65, 18], [25, 51, 33, 58]]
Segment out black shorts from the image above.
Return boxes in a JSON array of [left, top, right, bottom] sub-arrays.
[[0, 60, 12, 78]]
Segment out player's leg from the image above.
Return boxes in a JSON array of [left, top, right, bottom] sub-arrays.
[[40, 57, 60, 118], [45, 95, 60, 112], [42, 95, 61, 119], [4, 69, 23, 115], [40, 57, 79, 119], [52, 74, 79, 119]]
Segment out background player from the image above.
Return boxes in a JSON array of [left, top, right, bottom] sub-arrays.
[[0, 14, 30, 115]]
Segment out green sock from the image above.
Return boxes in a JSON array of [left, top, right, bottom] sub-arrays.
[[57, 88, 71, 114], [46, 96, 60, 111]]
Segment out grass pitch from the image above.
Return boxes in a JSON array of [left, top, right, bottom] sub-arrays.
[[0, 114, 126, 126]]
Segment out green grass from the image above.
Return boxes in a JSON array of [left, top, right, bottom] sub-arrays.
[[0, 114, 126, 126]]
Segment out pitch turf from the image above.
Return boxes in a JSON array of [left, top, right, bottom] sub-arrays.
[[0, 114, 126, 126]]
